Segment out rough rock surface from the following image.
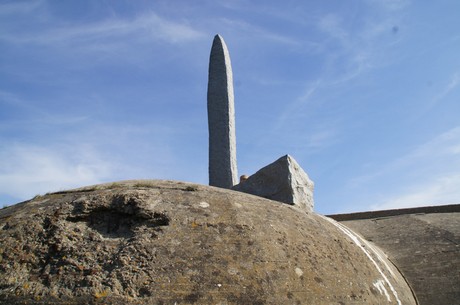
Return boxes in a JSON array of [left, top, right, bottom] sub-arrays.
[[233, 155, 314, 212], [207, 34, 238, 188], [0, 180, 415, 304]]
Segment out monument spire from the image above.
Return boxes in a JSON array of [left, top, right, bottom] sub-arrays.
[[207, 34, 238, 188]]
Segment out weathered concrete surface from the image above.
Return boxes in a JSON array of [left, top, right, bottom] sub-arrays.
[[0, 180, 415, 304], [233, 155, 314, 212], [207, 34, 238, 189], [330, 204, 460, 305]]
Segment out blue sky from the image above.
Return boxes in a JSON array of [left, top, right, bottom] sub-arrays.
[[1, 0, 459, 214]]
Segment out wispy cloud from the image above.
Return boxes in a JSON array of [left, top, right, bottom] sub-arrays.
[[306, 129, 339, 150], [313, 6, 405, 85], [273, 79, 322, 131], [351, 126, 460, 185], [365, 0, 411, 11], [0, 0, 43, 15], [0, 88, 194, 205], [0, 90, 90, 130], [371, 174, 460, 210], [219, 18, 299, 46], [267, 6, 407, 163], [350, 126, 460, 210], [0, 143, 113, 201], [318, 14, 349, 47], [429, 72, 459, 106], [409, 72, 460, 122], [0, 7, 205, 51], [0, 120, 187, 205]]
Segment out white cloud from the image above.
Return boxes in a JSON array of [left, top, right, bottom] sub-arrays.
[[365, 0, 411, 11], [318, 14, 349, 46], [274, 79, 321, 131], [413, 126, 460, 157], [0, 90, 90, 132], [351, 127, 460, 186], [432, 72, 460, 105], [0, 10, 205, 49], [312, 7, 405, 88], [371, 174, 460, 210], [352, 126, 460, 210], [306, 129, 339, 150], [219, 18, 299, 46], [410, 72, 460, 121], [0, 114, 203, 206], [0, 144, 113, 201], [0, 0, 43, 15]]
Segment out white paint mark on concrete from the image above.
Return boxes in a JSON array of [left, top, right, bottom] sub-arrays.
[[321, 216, 402, 305], [374, 279, 391, 302], [199, 201, 210, 208], [366, 241, 396, 278], [295, 267, 303, 277]]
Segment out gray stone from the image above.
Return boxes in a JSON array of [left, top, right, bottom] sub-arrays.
[[232, 155, 314, 212], [207, 34, 238, 189]]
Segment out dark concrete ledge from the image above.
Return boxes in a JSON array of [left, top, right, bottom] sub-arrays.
[[330, 204, 460, 305], [327, 203, 460, 221]]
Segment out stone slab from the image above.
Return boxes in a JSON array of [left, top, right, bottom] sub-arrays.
[[232, 155, 314, 212]]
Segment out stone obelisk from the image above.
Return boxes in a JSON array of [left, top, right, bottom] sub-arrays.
[[207, 34, 238, 188]]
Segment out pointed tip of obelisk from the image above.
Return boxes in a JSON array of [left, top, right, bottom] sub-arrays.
[[212, 34, 224, 45], [211, 34, 229, 57]]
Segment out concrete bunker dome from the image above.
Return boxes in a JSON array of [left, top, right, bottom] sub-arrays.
[[0, 180, 416, 304]]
